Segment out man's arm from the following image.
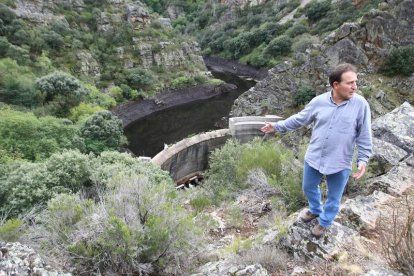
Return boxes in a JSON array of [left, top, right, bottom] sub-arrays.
[[272, 99, 316, 133], [353, 101, 373, 179]]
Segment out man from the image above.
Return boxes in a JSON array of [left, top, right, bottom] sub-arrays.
[[261, 63, 372, 237]]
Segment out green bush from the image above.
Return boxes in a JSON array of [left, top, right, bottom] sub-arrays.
[[69, 102, 104, 122], [0, 218, 24, 242], [206, 139, 306, 211], [0, 58, 39, 107], [265, 35, 292, 57], [126, 68, 157, 90], [304, 0, 331, 23], [171, 75, 196, 89], [80, 110, 126, 154], [36, 71, 89, 117], [0, 108, 84, 161], [294, 84, 316, 106], [205, 139, 244, 203], [292, 34, 319, 53], [380, 45, 414, 76], [38, 172, 201, 274], [286, 23, 309, 38]]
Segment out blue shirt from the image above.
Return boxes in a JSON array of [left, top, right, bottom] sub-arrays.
[[273, 91, 373, 175]]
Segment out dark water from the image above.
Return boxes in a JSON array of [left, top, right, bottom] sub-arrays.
[[124, 71, 256, 157]]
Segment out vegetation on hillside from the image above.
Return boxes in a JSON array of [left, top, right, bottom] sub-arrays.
[[146, 0, 382, 67]]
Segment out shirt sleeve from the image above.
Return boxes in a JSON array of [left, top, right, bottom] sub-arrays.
[[356, 100, 373, 166], [272, 99, 316, 133]]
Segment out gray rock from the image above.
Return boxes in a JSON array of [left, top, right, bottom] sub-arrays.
[[126, 3, 150, 25], [339, 191, 395, 234], [368, 158, 414, 196], [192, 261, 269, 276], [76, 51, 101, 77], [281, 218, 358, 261], [372, 102, 414, 152], [0, 242, 71, 276], [370, 137, 408, 176]]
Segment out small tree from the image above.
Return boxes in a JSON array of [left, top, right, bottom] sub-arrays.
[[265, 35, 292, 57], [80, 111, 126, 154], [294, 84, 316, 106], [380, 45, 414, 76], [304, 0, 331, 23], [36, 71, 89, 117]]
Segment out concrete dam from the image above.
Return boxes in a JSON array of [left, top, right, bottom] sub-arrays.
[[151, 115, 282, 183]]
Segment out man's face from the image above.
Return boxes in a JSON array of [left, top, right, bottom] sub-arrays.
[[333, 71, 358, 101]]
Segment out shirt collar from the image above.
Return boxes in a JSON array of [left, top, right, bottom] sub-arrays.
[[329, 91, 350, 106]]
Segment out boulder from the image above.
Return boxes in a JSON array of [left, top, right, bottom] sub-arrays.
[[372, 102, 414, 153], [339, 191, 395, 234], [280, 219, 358, 261], [370, 137, 408, 176], [368, 157, 414, 196]]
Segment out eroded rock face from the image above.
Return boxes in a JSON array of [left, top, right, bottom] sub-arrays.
[[76, 51, 101, 77], [13, 0, 66, 24], [137, 41, 206, 70]]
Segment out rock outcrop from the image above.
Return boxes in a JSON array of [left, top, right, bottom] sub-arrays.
[[0, 242, 71, 275], [231, 0, 414, 118]]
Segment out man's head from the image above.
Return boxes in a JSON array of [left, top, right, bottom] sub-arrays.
[[329, 63, 358, 102]]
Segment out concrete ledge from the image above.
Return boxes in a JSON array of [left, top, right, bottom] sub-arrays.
[[229, 115, 283, 143], [151, 129, 231, 181]]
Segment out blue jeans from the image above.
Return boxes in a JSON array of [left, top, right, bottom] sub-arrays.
[[303, 161, 350, 227]]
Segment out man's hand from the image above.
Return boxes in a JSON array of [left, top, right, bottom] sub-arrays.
[[261, 122, 275, 134], [352, 164, 366, 180]]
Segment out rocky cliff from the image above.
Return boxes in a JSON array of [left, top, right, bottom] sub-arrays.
[[231, 0, 414, 119], [9, 0, 207, 82]]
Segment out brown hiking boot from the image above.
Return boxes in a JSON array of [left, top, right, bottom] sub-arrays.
[[300, 209, 319, 223], [311, 224, 327, 238]]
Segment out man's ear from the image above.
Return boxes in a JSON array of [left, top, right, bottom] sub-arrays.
[[332, 81, 339, 88]]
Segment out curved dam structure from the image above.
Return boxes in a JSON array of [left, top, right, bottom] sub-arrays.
[[151, 115, 282, 182]]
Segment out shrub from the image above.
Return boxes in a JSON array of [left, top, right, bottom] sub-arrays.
[[286, 23, 309, 38], [0, 108, 84, 161], [292, 33, 319, 53], [0, 162, 59, 217], [38, 174, 202, 275], [84, 83, 117, 109], [44, 150, 92, 192], [69, 102, 104, 122], [206, 139, 306, 211], [379, 193, 414, 275], [0, 218, 24, 242], [294, 84, 316, 106], [0, 58, 39, 107], [36, 71, 89, 117], [171, 76, 196, 89], [380, 45, 414, 76], [205, 139, 244, 203], [304, 0, 331, 23], [80, 110, 126, 154], [126, 68, 157, 90], [0, 3, 16, 24], [265, 35, 292, 57]]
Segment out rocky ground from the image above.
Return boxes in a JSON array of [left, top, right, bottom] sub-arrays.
[[1, 102, 412, 276], [189, 102, 413, 275]]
